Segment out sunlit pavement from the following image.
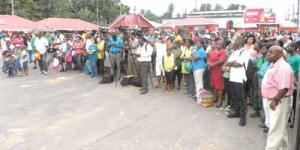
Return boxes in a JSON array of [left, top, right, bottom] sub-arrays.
[[0, 67, 267, 150]]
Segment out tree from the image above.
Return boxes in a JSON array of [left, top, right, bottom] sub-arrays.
[[168, 3, 174, 17], [240, 4, 247, 10], [143, 10, 160, 22], [200, 3, 212, 11], [226, 4, 240, 10], [0, 0, 130, 25], [213, 4, 224, 11]]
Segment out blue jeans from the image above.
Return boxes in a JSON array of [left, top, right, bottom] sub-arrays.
[[184, 73, 195, 97], [76, 54, 83, 71], [90, 60, 98, 77]]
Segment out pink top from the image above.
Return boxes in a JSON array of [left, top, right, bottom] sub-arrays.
[[261, 57, 295, 99]]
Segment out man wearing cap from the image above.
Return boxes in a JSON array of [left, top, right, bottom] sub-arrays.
[[262, 46, 294, 150], [34, 32, 49, 75], [136, 36, 153, 94]]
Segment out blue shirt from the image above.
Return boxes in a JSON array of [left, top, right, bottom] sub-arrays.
[[108, 38, 123, 53], [192, 47, 206, 71], [88, 44, 98, 62], [259, 61, 270, 78], [147, 35, 155, 43]]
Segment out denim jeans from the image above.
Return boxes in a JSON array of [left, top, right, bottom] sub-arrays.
[[90, 60, 98, 77], [76, 54, 83, 71], [39, 53, 48, 72]]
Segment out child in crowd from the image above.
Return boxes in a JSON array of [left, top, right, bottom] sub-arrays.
[[5, 51, 15, 78], [21, 47, 28, 76], [163, 47, 176, 93], [53, 53, 60, 75], [65, 48, 73, 72]]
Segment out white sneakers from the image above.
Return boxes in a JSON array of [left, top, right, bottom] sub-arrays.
[[39, 71, 49, 75]]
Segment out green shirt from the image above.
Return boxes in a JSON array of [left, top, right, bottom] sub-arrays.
[[288, 53, 300, 77], [256, 55, 267, 71], [223, 47, 231, 78]]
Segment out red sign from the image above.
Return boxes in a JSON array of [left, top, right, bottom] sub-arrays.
[[244, 9, 264, 23], [244, 9, 276, 23], [264, 17, 276, 23]]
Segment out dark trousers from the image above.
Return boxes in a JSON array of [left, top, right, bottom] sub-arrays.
[[224, 77, 232, 106], [97, 59, 104, 76], [230, 81, 245, 117], [39, 53, 48, 72], [173, 67, 182, 86], [138, 61, 150, 90]]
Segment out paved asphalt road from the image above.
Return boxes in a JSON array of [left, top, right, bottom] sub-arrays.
[[0, 69, 268, 150]]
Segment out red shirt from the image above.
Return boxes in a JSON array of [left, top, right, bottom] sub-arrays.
[[208, 49, 227, 72], [73, 41, 83, 54]]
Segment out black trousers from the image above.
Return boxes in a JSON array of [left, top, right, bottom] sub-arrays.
[[173, 67, 182, 86], [224, 78, 233, 106], [230, 81, 246, 117]]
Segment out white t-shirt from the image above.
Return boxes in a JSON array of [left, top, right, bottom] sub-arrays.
[[1, 39, 8, 51], [228, 48, 250, 83], [21, 50, 28, 63], [155, 42, 167, 62], [35, 37, 48, 54], [137, 43, 153, 62]]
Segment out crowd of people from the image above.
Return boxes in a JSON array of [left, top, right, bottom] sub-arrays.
[[0, 29, 299, 149]]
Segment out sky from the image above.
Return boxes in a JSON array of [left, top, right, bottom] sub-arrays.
[[121, 0, 297, 21]]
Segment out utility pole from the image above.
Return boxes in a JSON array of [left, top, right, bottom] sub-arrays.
[[298, 0, 300, 31], [119, 0, 122, 15], [134, 6, 136, 14], [11, 0, 14, 15], [96, 0, 99, 25], [293, 5, 295, 21]]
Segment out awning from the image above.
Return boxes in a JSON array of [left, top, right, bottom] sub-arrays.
[[0, 15, 47, 31], [37, 18, 100, 31]]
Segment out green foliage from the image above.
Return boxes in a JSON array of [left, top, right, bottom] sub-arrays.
[[226, 4, 241, 10], [200, 3, 212, 11], [213, 4, 224, 11], [0, 0, 130, 25], [143, 10, 160, 22], [162, 2, 174, 19]]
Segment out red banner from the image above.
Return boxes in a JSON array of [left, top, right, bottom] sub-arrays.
[[244, 9, 264, 23], [244, 8, 276, 23]]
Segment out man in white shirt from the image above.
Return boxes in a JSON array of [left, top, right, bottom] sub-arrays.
[[136, 36, 153, 94], [154, 36, 167, 88], [34, 32, 49, 75], [225, 36, 250, 126]]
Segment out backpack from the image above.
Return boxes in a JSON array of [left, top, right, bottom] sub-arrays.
[[239, 50, 254, 81]]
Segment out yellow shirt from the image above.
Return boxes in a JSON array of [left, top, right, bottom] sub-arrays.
[[164, 54, 175, 71], [174, 35, 182, 42], [97, 43, 104, 59], [180, 46, 192, 74]]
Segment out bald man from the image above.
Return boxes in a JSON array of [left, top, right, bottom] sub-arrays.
[[261, 46, 294, 150]]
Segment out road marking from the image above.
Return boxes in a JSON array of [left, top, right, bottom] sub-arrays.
[[20, 84, 31, 88]]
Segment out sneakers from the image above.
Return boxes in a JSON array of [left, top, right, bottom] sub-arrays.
[[43, 71, 49, 75], [227, 112, 240, 118], [38, 71, 43, 74], [220, 105, 231, 111]]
